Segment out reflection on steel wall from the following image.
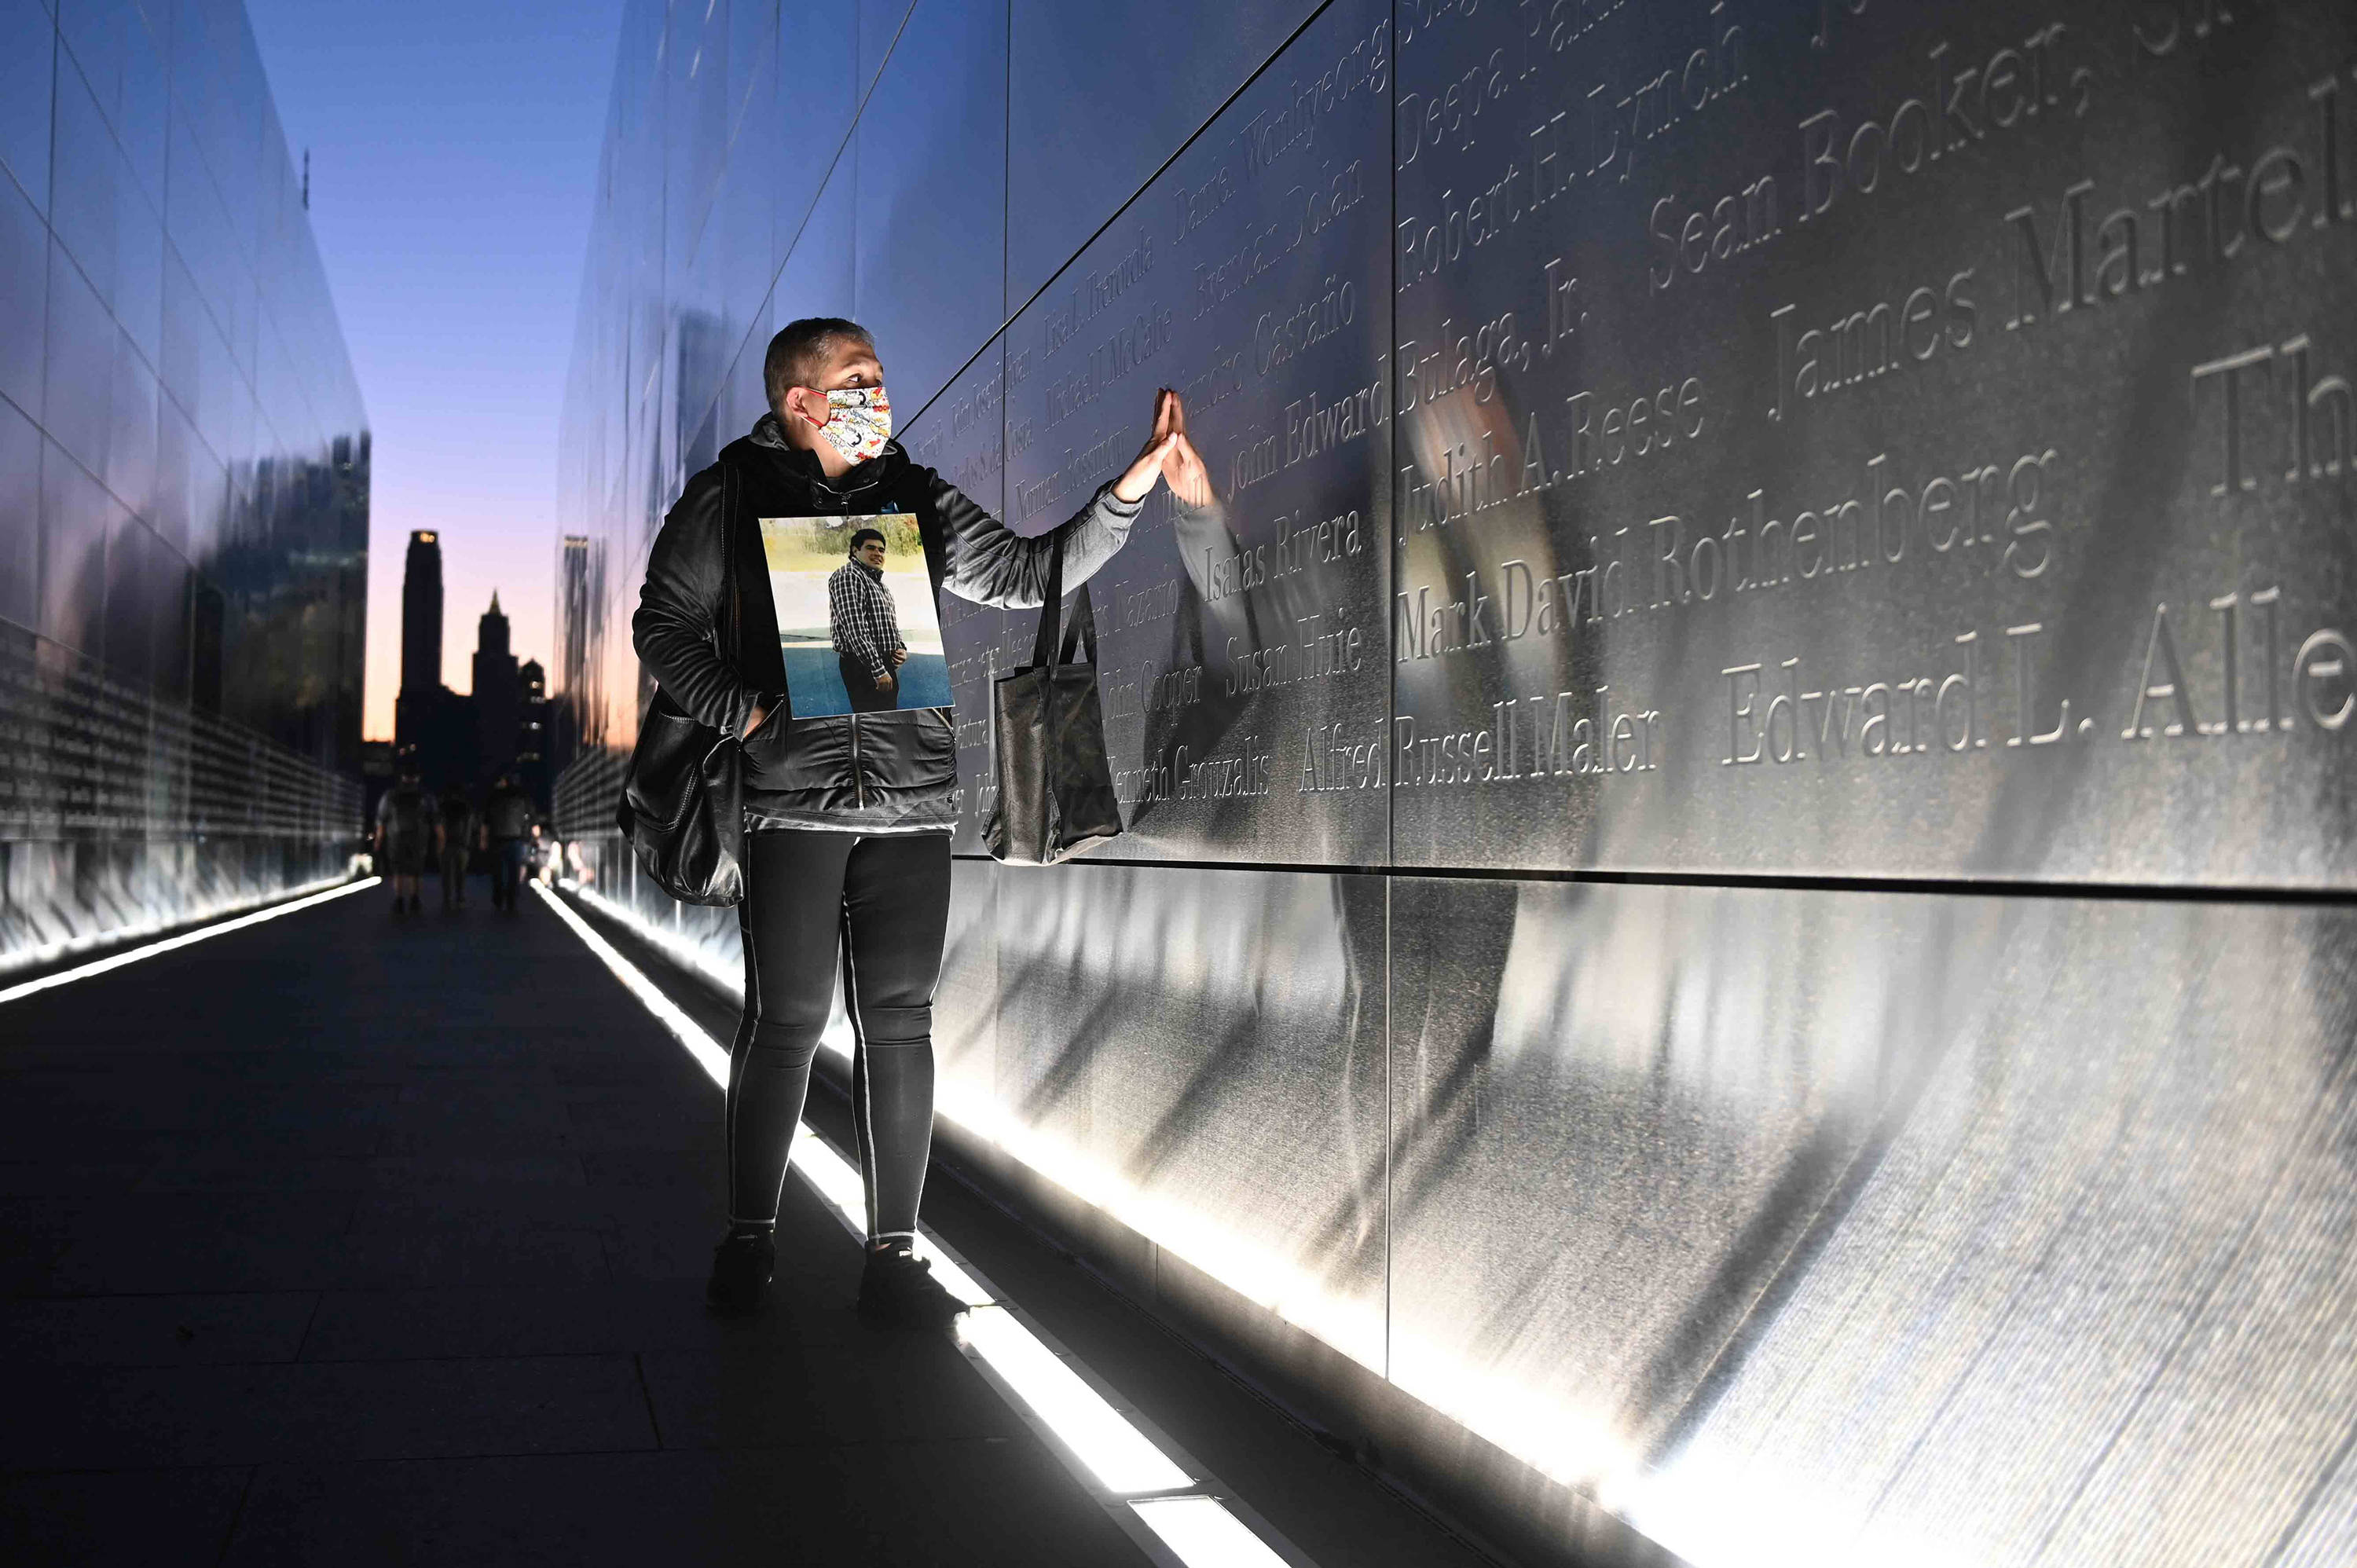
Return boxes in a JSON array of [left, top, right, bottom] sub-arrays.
[[555, 2, 2357, 1563], [0, 0, 371, 969]]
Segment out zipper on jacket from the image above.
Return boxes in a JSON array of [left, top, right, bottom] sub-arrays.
[[850, 714, 864, 809]]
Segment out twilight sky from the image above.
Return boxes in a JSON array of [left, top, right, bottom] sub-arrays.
[[245, 0, 621, 739]]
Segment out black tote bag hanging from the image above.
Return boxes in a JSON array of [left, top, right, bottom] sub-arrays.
[[615, 462, 750, 906], [983, 537, 1123, 866]]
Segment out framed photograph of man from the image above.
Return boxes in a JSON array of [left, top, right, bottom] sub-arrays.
[[757, 514, 951, 716]]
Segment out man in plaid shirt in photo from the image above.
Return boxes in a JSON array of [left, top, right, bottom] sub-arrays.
[[829, 526, 907, 712]]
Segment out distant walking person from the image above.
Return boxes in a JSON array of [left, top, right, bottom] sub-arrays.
[[374, 766, 431, 915], [434, 784, 475, 910], [829, 527, 906, 712], [633, 315, 1210, 1324], [482, 773, 534, 911]]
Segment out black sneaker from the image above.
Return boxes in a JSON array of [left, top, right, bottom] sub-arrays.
[[705, 1228, 775, 1314], [857, 1244, 965, 1330]]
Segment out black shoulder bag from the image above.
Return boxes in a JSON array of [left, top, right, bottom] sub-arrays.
[[984, 535, 1123, 866], [615, 461, 750, 905]]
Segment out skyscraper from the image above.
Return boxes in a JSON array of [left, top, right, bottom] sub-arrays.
[[401, 531, 444, 697], [476, 590, 510, 662], [473, 592, 519, 782]]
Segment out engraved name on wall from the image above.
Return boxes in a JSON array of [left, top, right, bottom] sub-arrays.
[[1390, 0, 2357, 884]]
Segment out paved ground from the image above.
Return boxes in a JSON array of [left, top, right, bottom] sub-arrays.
[[0, 879, 1146, 1566]]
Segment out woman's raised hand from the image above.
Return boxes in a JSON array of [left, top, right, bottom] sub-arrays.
[[1159, 392, 1213, 509], [1111, 388, 1184, 504]]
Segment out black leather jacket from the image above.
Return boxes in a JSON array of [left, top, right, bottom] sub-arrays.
[[633, 414, 1140, 833]]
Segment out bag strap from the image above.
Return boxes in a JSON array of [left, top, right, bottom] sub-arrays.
[[1060, 580, 1097, 665], [1030, 527, 1066, 669], [720, 457, 742, 668], [1026, 527, 1100, 670]]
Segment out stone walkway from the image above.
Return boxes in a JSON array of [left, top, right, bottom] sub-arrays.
[[0, 881, 1144, 1565]]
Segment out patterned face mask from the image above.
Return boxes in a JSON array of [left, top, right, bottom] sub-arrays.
[[812, 385, 892, 463]]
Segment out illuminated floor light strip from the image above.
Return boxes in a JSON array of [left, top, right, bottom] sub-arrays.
[[562, 879, 856, 1065], [0, 877, 382, 1007], [532, 884, 728, 1087], [562, 877, 747, 1001], [957, 1303, 1193, 1494], [791, 1134, 998, 1307], [1131, 1496, 1297, 1566], [537, 881, 1308, 1568]]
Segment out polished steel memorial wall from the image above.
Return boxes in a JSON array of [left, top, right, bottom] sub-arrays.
[[1391, 0, 2356, 886], [0, 0, 369, 969], [556, 3, 2357, 1564]]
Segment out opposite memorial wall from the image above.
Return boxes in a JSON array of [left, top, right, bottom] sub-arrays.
[[1391, 0, 2357, 886]]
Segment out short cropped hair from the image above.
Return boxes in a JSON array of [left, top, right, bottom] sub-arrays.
[[764, 317, 874, 413], [848, 527, 886, 556]]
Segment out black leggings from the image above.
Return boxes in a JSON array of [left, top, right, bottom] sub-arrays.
[[728, 829, 951, 1246]]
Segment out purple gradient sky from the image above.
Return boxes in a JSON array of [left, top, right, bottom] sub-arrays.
[[245, 0, 621, 738]]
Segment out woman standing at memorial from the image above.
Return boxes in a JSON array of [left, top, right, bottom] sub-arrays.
[[634, 317, 1211, 1321]]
